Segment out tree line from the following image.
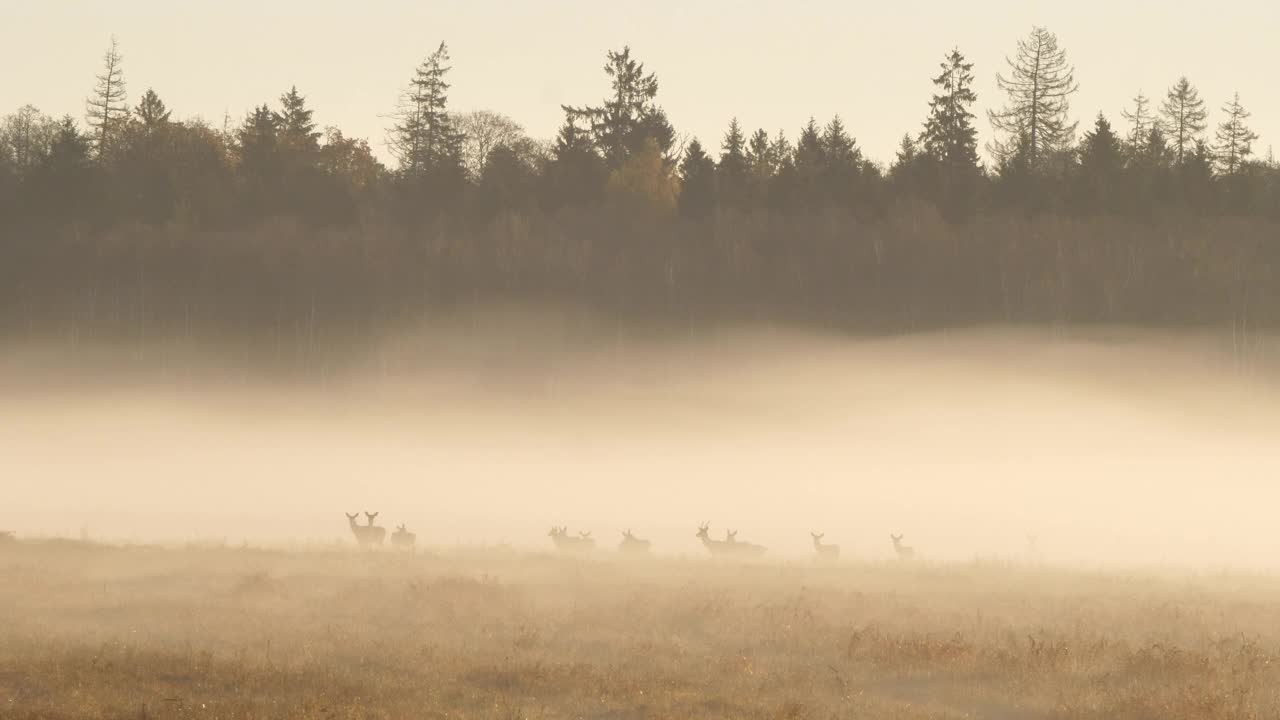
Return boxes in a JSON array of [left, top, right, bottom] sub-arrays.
[[2, 29, 1279, 348]]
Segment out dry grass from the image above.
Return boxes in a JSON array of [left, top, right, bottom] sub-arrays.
[[2, 540, 1279, 719]]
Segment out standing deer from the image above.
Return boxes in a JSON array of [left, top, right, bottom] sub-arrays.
[[811, 532, 839, 561], [347, 512, 375, 548], [391, 524, 416, 550], [725, 530, 767, 557], [696, 523, 735, 556], [548, 526, 595, 553], [363, 512, 387, 547], [889, 533, 915, 560], [619, 529, 651, 554]]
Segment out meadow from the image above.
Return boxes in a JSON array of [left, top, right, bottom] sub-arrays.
[[2, 537, 1279, 720]]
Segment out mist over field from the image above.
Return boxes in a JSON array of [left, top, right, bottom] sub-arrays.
[[7, 314, 1279, 569]]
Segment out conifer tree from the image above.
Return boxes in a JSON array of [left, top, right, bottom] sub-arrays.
[[390, 42, 463, 177], [1076, 113, 1124, 212], [1120, 91, 1156, 158], [1214, 93, 1258, 176], [1161, 77, 1208, 165], [988, 27, 1078, 169], [276, 86, 320, 156], [134, 89, 171, 131], [85, 37, 127, 154], [564, 47, 674, 169], [718, 118, 749, 209], [678, 137, 717, 218], [920, 48, 982, 215]]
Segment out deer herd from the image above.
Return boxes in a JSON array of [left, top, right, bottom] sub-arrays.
[[345, 512, 919, 561]]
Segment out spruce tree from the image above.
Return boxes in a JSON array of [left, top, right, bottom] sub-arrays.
[[718, 118, 749, 209], [276, 86, 320, 156], [1160, 77, 1208, 165], [920, 48, 981, 215], [1076, 113, 1124, 212], [563, 47, 674, 169], [390, 42, 463, 177], [677, 138, 717, 218], [134, 89, 171, 131], [988, 27, 1078, 169]]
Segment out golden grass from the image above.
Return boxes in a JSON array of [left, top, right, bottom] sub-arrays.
[[2, 540, 1279, 719]]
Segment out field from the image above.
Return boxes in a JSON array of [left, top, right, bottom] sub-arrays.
[[2, 539, 1279, 720]]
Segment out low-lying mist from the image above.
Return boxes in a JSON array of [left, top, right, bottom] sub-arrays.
[[5, 309, 1280, 570]]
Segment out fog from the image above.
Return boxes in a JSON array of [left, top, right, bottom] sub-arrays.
[[5, 312, 1280, 569]]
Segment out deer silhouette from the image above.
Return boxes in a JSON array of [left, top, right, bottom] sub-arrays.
[[619, 529, 651, 554], [391, 524, 416, 550], [346, 512, 377, 548], [890, 533, 915, 560], [363, 512, 387, 547], [548, 526, 595, 553], [811, 532, 839, 561], [697, 524, 765, 558]]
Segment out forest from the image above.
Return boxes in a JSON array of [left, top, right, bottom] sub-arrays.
[[2, 27, 1279, 343]]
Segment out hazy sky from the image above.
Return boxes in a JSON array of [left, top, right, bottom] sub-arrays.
[[5, 0, 1277, 167]]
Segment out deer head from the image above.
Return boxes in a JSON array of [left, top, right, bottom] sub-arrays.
[[726, 530, 738, 542], [696, 523, 710, 539], [890, 533, 903, 544], [365, 512, 380, 526], [578, 531, 592, 539], [811, 532, 824, 541]]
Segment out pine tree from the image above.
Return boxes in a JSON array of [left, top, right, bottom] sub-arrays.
[[988, 27, 1079, 169], [1214, 93, 1258, 176], [85, 37, 128, 155], [718, 118, 749, 209], [1120, 91, 1155, 158], [1160, 77, 1208, 165], [678, 138, 717, 218], [275, 86, 320, 155], [237, 104, 281, 215]]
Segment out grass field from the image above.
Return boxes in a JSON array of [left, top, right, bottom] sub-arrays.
[[2, 539, 1279, 719]]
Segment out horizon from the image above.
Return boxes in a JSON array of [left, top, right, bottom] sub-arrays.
[[6, 0, 1278, 166]]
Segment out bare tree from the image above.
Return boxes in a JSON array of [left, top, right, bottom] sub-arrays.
[[988, 26, 1079, 168], [85, 36, 127, 154], [1214, 93, 1258, 176], [1160, 77, 1208, 165], [1, 105, 59, 178], [454, 110, 528, 179], [1121, 91, 1157, 155]]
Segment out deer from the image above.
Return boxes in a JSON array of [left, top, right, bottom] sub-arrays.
[[548, 526, 594, 553], [391, 524, 416, 550], [347, 512, 377, 548], [618, 529, 651, 554], [889, 533, 915, 561], [696, 523, 735, 557], [811, 532, 839, 561], [363, 512, 387, 547], [725, 530, 767, 558]]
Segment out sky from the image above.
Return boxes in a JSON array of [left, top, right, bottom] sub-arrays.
[[4, 0, 1278, 167]]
